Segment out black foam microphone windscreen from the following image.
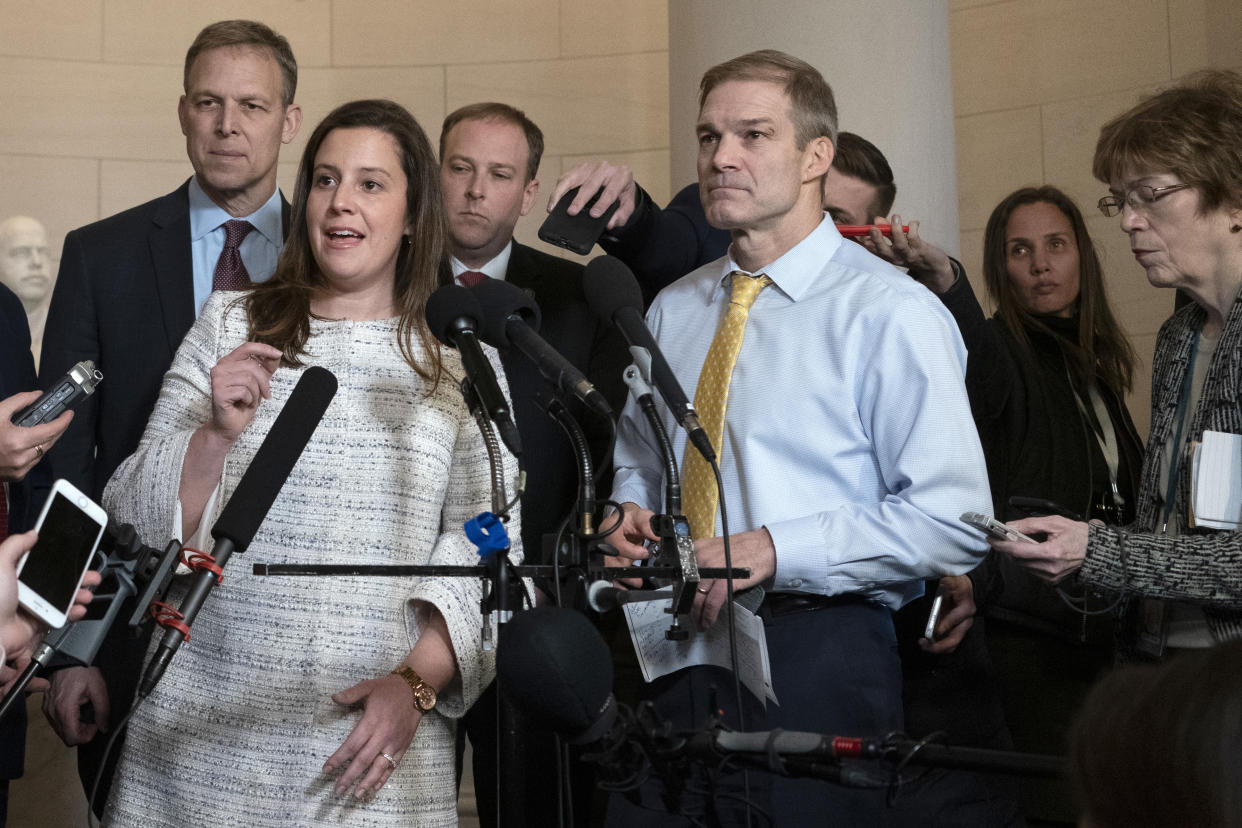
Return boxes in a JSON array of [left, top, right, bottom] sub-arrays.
[[582, 254, 644, 320], [497, 606, 615, 739], [425, 283, 484, 345], [471, 277, 542, 348]]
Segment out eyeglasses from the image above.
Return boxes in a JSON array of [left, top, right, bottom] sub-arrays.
[[1097, 183, 1191, 217]]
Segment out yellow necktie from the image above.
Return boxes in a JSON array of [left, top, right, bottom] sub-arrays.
[[682, 271, 772, 537]]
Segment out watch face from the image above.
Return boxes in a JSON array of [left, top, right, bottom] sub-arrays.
[[414, 685, 436, 711]]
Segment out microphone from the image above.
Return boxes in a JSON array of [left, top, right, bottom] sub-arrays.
[[425, 284, 523, 457], [582, 256, 714, 462], [139, 366, 338, 697], [470, 278, 613, 418], [497, 606, 618, 743]]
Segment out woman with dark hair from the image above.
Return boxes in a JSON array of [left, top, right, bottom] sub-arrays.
[[101, 99, 517, 826], [868, 185, 1143, 822], [1069, 640, 1242, 828], [995, 71, 1242, 629]]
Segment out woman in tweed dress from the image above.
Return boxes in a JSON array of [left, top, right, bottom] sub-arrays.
[[994, 71, 1242, 651], [101, 99, 517, 826]]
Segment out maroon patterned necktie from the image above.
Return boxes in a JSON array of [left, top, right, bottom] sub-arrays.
[[213, 220, 255, 291], [458, 271, 489, 288]]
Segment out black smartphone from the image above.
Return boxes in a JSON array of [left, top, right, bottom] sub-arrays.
[[12, 360, 103, 427], [538, 187, 619, 256]]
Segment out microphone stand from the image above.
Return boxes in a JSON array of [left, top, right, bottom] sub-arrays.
[[588, 700, 1066, 805], [251, 368, 752, 827], [619, 353, 699, 641]]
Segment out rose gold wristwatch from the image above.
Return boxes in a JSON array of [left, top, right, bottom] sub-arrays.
[[391, 665, 437, 712]]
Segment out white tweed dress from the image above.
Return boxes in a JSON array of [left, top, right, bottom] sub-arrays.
[[101, 292, 519, 827]]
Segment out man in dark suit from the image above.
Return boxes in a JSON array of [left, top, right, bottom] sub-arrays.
[[440, 102, 629, 827], [0, 282, 72, 828], [37, 19, 301, 815]]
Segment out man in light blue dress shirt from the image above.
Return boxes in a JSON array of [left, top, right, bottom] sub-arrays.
[[604, 50, 992, 827], [37, 20, 301, 817]]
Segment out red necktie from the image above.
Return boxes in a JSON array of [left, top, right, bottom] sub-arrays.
[[459, 271, 489, 288], [213, 220, 254, 291]]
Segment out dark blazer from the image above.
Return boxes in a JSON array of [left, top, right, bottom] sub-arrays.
[[500, 242, 630, 565], [0, 283, 44, 784], [40, 179, 291, 502], [0, 284, 45, 533]]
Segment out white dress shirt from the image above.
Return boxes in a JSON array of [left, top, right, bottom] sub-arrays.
[[611, 216, 992, 609], [450, 242, 513, 284]]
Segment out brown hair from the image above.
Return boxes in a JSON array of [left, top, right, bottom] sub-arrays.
[[699, 49, 837, 149], [1070, 641, 1242, 828], [247, 99, 451, 381], [1093, 69, 1242, 213], [833, 132, 896, 218], [184, 20, 298, 107], [440, 102, 545, 183], [982, 185, 1135, 395]]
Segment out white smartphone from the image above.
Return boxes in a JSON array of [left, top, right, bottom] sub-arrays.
[[924, 587, 945, 640], [16, 479, 106, 629], [960, 511, 1037, 544]]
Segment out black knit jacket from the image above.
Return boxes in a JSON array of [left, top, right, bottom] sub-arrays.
[[939, 270, 1144, 643]]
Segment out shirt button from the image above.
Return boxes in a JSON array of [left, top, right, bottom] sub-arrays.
[[788, 578, 803, 588]]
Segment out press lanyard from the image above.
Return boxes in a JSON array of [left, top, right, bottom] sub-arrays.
[[1161, 333, 1200, 533], [1070, 373, 1123, 509]]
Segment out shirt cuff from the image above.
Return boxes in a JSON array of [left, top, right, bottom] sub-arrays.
[[173, 483, 222, 574]]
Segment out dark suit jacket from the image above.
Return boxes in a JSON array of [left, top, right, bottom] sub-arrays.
[[501, 242, 629, 565], [0, 283, 44, 783], [40, 179, 291, 502], [0, 284, 45, 533]]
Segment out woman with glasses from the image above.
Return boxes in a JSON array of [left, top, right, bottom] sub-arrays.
[[867, 185, 1143, 824], [993, 70, 1242, 652]]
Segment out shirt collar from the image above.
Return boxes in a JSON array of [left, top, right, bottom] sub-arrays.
[[717, 214, 843, 301], [188, 176, 285, 245], [451, 240, 513, 280]]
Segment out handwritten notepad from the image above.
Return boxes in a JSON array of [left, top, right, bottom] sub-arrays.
[[623, 588, 776, 706]]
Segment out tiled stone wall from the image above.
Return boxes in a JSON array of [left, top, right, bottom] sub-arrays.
[[950, 0, 1242, 436], [0, 0, 671, 278]]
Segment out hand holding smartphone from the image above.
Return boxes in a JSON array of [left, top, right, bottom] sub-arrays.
[[539, 186, 620, 255], [17, 479, 106, 629], [960, 511, 1038, 544]]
